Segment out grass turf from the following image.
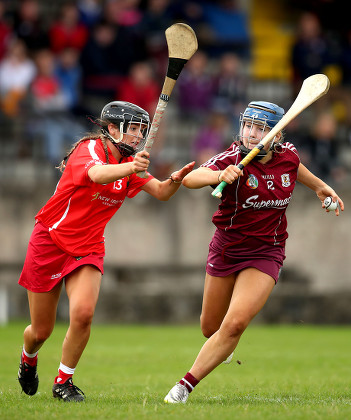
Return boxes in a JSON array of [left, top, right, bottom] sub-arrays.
[[1, 321, 350, 419]]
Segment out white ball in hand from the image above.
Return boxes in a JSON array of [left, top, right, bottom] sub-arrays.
[[324, 196, 338, 211]]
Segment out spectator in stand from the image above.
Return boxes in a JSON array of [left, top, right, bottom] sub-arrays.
[[212, 52, 248, 131], [200, 0, 250, 59], [0, 38, 36, 118], [339, 28, 351, 127], [177, 50, 214, 122], [340, 28, 351, 87], [102, 0, 146, 63], [80, 19, 137, 97], [117, 59, 163, 172], [291, 12, 332, 95], [0, 0, 12, 62], [103, 0, 143, 27], [283, 116, 311, 167], [26, 49, 85, 166], [54, 47, 84, 115], [169, 0, 204, 31], [191, 107, 231, 164], [11, 0, 49, 54], [305, 110, 346, 184], [117, 61, 159, 116], [49, 1, 89, 54], [76, 0, 103, 28], [140, 0, 173, 78]]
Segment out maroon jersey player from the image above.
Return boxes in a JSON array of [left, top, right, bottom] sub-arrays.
[[164, 101, 344, 404], [17, 101, 195, 402]]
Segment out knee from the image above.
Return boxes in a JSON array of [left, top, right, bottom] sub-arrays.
[[200, 315, 219, 339], [220, 318, 249, 339], [32, 326, 54, 345], [71, 305, 95, 329]]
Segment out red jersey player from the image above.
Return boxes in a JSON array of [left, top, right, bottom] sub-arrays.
[[17, 101, 195, 401], [164, 101, 344, 403]]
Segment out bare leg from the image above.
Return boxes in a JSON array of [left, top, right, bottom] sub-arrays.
[[190, 268, 275, 380], [200, 272, 236, 338], [23, 282, 63, 353], [61, 265, 101, 368]]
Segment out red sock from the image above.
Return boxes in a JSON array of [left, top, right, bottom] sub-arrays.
[[180, 372, 199, 393], [55, 369, 73, 384], [22, 351, 38, 367]]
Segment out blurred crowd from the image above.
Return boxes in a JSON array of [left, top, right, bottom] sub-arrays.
[[0, 0, 350, 185]]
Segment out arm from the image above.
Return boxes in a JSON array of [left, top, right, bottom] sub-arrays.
[[182, 165, 243, 189], [88, 151, 150, 184], [297, 163, 344, 215], [141, 161, 195, 201]]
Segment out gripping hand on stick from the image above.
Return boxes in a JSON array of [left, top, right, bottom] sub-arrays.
[[218, 165, 243, 185], [132, 151, 151, 174]]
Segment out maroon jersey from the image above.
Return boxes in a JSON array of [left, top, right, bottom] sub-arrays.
[[202, 142, 300, 246]]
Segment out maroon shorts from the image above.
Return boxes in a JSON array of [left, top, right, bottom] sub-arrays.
[[18, 222, 104, 293], [206, 228, 286, 283]]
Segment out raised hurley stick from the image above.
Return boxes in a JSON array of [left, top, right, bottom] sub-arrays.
[[211, 74, 330, 198], [137, 23, 198, 178]]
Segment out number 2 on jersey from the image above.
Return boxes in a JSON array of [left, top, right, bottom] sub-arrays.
[[267, 180, 275, 190]]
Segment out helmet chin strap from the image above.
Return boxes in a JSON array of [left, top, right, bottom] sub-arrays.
[[239, 135, 279, 161], [239, 144, 267, 160], [101, 128, 135, 157], [115, 142, 135, 157]]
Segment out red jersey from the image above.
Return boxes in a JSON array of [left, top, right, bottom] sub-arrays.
[[49, 23, 89, 53], [36, 139, 153, 256], [202, 142, 300, 246]]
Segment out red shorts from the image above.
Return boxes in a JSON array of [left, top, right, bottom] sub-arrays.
[[18, 222, 105, 293], [206, 228, 285, 283]]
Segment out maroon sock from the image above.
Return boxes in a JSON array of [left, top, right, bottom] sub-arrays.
[[179, 372, 199, 393], [22, 351, 38, 367]]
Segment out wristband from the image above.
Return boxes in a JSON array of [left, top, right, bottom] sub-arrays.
[[168, 173, 182, 184]]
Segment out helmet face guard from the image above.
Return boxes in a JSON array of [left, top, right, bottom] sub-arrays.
[[100, 101, 150, 157], [238, 101, 285, 159]]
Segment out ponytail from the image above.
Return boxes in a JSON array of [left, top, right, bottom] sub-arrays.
[[57, 134, 110, 173]]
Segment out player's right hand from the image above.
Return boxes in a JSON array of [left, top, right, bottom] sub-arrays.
[[219, 165, 243, 184], [132, 151, 150, 173]]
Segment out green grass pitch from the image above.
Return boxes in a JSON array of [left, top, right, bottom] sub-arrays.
[[1, 321, 350, 419]]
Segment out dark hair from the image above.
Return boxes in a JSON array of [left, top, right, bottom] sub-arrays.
[[57, 131, 110, 173]]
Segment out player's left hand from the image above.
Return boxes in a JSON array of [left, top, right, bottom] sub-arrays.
[[171, 161, 195, 182], [316, 185, 344, 216]]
